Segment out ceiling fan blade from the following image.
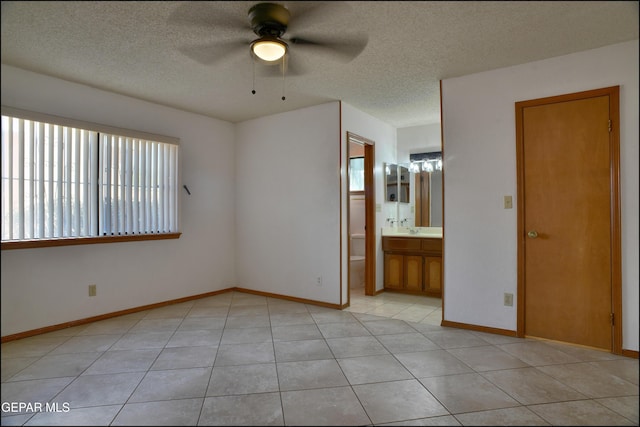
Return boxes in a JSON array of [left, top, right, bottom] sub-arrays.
[[167, 1, 248, 31], [285, 1, 353, 33], [288, 33, 369, 63], [256, 54, 309, 78], [178, 40, 249, 66]]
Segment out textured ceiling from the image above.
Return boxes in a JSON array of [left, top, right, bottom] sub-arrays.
[[1, 1, 638, 128]]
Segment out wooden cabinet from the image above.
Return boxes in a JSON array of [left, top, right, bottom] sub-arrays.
[[384, 253, 404, 289], [424, 256, 442, 295], [404, 255, 423, 291], [382, 236, 442, 297]]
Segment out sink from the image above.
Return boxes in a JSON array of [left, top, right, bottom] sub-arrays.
[[382, 226, 442, 238]]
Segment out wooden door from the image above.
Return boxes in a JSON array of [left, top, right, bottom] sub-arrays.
[[516, 86, 620, 351]]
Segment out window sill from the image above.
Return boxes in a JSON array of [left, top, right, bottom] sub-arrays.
[[1, 233, 181, 250]]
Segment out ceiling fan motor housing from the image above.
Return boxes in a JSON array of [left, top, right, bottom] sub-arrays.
[[249, 3, 290, 37]]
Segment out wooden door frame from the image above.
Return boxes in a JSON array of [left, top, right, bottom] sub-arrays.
[[515, 86, 622, 354], [346, 132, 376, 300], [414, 171, 431, 227]]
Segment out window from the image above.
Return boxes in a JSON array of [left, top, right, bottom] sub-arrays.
[[349, 156, 365, 193], [1, 108, 180, 248]]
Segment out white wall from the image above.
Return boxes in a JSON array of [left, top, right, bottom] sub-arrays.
[[235, 103, 342, 304], [1, 65, 237, 336], [341, 103, 397, 301], [349, 196, 366, 236], [397, 123, 442, 160], [441, 40, 639, 351]]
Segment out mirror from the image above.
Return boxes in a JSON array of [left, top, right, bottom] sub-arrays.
[[385, 163, 410, 203], [385, 163, 398, 202], [398, 165, 410, 203], [410, 152, 442, 226]]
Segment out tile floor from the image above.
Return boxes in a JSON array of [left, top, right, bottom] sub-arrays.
[[1, 288, 638, 426]]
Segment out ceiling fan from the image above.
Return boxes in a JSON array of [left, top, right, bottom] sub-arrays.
[[169, 1, 369, 78]]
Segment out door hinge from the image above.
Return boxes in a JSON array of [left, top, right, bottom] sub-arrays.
[[608, 119, 612, 133], [610, 312, 614, 325]]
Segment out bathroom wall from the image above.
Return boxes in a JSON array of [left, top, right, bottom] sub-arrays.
[[441, 40, 639, 351], [397, 123, 442, 159]]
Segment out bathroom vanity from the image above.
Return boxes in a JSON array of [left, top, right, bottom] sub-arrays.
[[381, 227, 442, 297]]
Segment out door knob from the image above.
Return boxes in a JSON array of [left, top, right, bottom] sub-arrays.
[[527, 230, 538, 239]]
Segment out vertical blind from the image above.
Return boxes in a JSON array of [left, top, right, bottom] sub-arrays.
[[1, 114, 179, 241], [99, 133, 179, 236]]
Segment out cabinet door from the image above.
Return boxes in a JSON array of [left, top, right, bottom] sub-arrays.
[[384, 254, 404, 289], [424, 256, 442, 295], [404, 255, 423, 291]]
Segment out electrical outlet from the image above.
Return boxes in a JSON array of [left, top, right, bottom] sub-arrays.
[[504, 195, 513, 209], [88, 284, 97, 297], [316, 276, 322, 286], [503, 292, 513, 306]]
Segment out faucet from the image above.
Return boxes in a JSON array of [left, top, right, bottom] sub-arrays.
[[387, 218, 397, 227]]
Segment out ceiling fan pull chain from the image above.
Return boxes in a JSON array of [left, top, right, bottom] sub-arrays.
[[251, 58, 256, 95], [281, 55, 286, 101]]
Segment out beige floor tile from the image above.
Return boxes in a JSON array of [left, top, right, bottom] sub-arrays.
[[281, 386, 369, 426], [200, 393, 283, 426], [420, 372, 519, 414], [528, 400, 636, 426], [2, 289, 637, 426], [353, 379, 448, 424]]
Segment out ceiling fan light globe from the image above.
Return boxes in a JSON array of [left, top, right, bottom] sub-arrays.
[[252, 39, 287, 61]]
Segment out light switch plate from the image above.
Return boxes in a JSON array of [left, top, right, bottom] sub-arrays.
[[504, 293, 513, 306], [504, 195, 513, 209]]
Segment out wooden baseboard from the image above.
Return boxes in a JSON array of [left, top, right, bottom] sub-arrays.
[[1, 287, 342, 343], [441, 319, 519, 337], [441, 319, 639, 359], [233, 287, 343, 310]]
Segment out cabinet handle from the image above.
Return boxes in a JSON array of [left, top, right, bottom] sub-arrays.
[[527, 230, 539, 239]]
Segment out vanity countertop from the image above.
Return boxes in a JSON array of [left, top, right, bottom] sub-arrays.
[[381, 227, 442, 239]]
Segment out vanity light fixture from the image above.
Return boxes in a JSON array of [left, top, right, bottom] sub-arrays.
[[409, 159, 443, 173], [408, 152, 443, 174]]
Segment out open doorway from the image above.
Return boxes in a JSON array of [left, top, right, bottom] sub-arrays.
[[347, 132, 375, 306]]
